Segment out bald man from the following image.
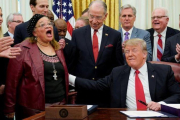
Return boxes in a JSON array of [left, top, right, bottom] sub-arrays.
[[54, 19, 75, 72], [54, 19, 67, 38]]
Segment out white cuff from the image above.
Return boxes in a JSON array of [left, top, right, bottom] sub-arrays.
[[69, 74, 76, 87]]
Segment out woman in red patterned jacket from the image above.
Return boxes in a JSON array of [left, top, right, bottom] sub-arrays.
[[4, 14, 69, 119]]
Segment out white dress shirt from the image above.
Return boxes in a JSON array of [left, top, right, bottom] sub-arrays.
[[126, 62, 152, 109], [122, 27, 133, 42], [8, 31, 14, 39], [152, 27, 167, 61], [91, 25, 104, 50]]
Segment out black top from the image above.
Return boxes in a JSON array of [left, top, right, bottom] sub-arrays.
[[39, 49, 65, 103]]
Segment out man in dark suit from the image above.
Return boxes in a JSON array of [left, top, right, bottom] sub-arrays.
[[70, 0, 124, 107], [147, 7, 179, 61], [119, 4, 152, 61], [4, 13, 24, 38], [69, 38, 180, 110], [14, 0, 59, 45], [162, 33, 180, 63]]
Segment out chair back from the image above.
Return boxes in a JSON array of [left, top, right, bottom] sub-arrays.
[[150, 61, 180, 83]]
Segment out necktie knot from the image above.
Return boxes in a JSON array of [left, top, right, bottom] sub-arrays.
[[124, 32, 129, 36], [158, 34, 162, 38], [124, 32, 129, 41], [135, 70, 140, 75], [94, 30, 98, 34]]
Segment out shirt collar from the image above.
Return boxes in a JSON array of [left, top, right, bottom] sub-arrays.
[[91, 24, 104, 33], [153, 27, 167, 37], [8, 31, 14, 39], [131, 62, 147, 76], [122, 27, 133, 36]]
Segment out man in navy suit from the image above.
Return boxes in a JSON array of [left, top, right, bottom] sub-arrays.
[[14, 0, 59, 45], [119, 4, 152, 61], [147, 7, 179, 61], [69, 38, 180, 110], [4, 13, 24, 38], [70, 0, 124, 107], [162, 33, 180, 63]]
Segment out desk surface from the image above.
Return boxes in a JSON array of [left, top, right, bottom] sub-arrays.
[[23, 108, 180, 120]]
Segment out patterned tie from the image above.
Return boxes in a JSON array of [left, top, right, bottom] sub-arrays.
[[124, 32, 129, 41], [157, 34, 163, 61], [135, 70, 147, 110], [93, 30, 98, 62]]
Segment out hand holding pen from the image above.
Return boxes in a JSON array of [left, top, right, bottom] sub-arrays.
[[138, 100, 161, 111]]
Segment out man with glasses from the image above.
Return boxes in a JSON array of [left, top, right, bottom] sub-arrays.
[[147, 7, 179, 61], [13, 0, 59, 45], [4, 13, 24, 39], [119, 4, 152, 61], [69, 0, 124, 107]]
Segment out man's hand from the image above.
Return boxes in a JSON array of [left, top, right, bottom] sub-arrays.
[[0, 47, 21, 58], [58, 39, 65, 49], [0, 37, 14, 52], [175, 43, 180, 61], [147, 101, 161, 111]]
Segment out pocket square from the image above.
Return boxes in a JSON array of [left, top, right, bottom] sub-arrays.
[[105, 44, 113, 48]]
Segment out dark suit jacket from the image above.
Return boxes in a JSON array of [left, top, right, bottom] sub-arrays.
[[3, 31, 10, 37], [70, 25, 123, 107], [70, 25, 124, 79], [63, 38, 75, 71], [162, 33, 180, 62], [146, 27, 179, 52], [75, 62, 180, 108], [14, 21, 59, 45]]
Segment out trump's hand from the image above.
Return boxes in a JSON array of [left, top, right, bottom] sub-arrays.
[[0, 36, 14, 52], [59, 39, 65, 49], [0, 47, 21, 58], [147, 101, 161, 111]]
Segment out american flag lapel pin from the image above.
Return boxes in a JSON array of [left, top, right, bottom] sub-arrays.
[[152, 75, 154, 78], [105, 33, 108, 36]]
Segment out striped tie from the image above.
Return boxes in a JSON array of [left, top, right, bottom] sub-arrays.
[[157, 34, 163, 61]]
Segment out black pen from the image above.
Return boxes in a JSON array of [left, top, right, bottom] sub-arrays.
[[138, 100, 148, 106]]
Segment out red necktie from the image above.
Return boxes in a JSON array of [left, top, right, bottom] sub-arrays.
[[157, 34, 163, 61], [93, 30, 98, 62], [135, 70, 147, 110]]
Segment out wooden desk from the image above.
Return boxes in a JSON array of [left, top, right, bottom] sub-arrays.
[[23, 108, 180, 120]]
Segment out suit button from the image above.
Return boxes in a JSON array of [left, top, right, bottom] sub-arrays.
[[92, 78, 95, 80], [95, 66, 97, 69]]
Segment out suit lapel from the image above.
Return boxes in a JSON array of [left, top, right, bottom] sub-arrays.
[[147, 62, 156, 101], [119, 28, 123, 41], [120, 66, 131, 107], [131, 27, 137, 39], [96, 25, 109, 63], [85, 25, 94, 62], [27, 43, 45, 95]]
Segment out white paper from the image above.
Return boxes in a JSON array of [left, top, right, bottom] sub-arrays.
[[87, 105, 93, 109], [120, 111, 167, 117]]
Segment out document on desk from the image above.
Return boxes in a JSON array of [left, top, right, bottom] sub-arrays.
[[120, 111, 167, 118]]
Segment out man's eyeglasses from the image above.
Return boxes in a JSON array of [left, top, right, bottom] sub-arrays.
[[89, 14, 104, 20], [12, 20, 24, 23], [35, 22, 53, 28], [151, 16, 167, 20]]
